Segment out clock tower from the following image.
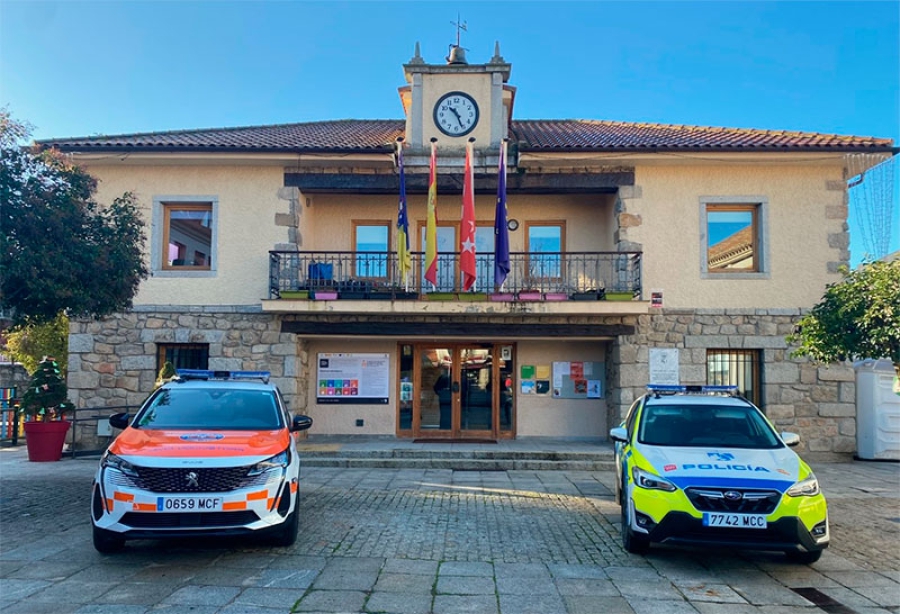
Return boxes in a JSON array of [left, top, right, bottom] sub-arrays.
[[399, 41, 514, 154]]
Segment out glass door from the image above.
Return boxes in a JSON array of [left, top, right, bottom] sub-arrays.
[[413, 344, 511, 439]]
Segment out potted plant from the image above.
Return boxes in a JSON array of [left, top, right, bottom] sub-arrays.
[[20, 356, 74, 462]]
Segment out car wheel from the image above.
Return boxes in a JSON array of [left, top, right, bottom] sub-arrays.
[[786, 549, 822, 564], [621, 481, 649, 554], [271, 491, 299, 547], [92, 524, 125, 554]]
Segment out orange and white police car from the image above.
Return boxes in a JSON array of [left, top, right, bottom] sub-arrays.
[[91, 370, 312, 553]]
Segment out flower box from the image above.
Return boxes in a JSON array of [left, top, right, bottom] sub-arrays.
[[392, 291, 420, 300], [425, 292, 456, 300], [544, 292, 568, 301], [279, 290, 309, 299], [339, 291, 368, 300], [605, 291, 634, 301], [517, 291, 542, 301], [489, 293, 515, 302], [458, 292, 488, 301], [571, 290, 603, 301], [311, 290, 338, 300]]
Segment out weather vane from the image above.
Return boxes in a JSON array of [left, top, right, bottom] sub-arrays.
[[451, 14, 467, 47]]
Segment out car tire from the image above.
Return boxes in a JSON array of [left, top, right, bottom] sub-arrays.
[[786, 549, 823, 564], [621, 481, 650, 554], [271, 491, 299, 547], [92, 524, 125, 554]]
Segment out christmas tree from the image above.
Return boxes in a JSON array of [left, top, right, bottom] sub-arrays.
[[21, 356, 74, 421]]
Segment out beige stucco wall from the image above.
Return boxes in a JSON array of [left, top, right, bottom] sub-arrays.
[[515, 340, 608, 438], [628, 163, 846, 308], [308, 192, 616, 253], [81, 164, 290, 306], [304, 338, 398, 436]]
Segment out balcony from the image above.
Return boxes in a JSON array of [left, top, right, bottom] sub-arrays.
[[265, 251, 643, 315]]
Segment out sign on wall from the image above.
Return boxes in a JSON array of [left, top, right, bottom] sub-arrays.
[[649, 348, 680, 385], [316, 353, 390, 404]]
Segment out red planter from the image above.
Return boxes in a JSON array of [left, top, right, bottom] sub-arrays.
[[23, 420, 71, 462]]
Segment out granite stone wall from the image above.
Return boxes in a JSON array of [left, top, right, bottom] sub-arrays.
[[65, 306, 855, 458], [608, 308, 855, 460]]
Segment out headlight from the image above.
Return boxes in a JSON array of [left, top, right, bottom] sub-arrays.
[[247, 450, 290, 476], [787, 474, 820, 497], [632, 466, 677, 492], [101, 452, 139, 478]]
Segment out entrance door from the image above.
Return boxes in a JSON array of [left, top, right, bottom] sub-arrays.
[[414, 344, 513, 439]]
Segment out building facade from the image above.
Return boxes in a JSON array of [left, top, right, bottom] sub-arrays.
[[42, 44, 894, 458]]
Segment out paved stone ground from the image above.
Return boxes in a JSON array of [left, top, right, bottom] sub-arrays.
[[0, 446, 897, 614]]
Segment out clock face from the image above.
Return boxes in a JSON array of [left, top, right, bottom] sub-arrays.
[[434, 92, 479, 137]]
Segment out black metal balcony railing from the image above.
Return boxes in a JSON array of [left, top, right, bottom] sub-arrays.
[[269, 251, 642, 301]]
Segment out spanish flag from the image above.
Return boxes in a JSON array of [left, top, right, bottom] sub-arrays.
[[424, 140, 439, 287]]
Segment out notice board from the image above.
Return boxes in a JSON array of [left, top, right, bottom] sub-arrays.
[[552, 361, 605, 399], [316, 353, 390, 404]]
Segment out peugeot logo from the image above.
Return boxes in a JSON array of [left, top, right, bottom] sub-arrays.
[[723, 490, 743, 501], [185, 472, 200, 489]]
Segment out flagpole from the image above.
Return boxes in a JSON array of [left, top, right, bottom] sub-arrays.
[[425, 137, 439, 291], [494, 138, 510, 292]]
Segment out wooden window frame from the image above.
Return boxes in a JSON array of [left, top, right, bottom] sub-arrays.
[[525, 220, 566, 284], [162, 202, 213, 271], [352, 220, 392, 279], [156, 343, 210, 373]]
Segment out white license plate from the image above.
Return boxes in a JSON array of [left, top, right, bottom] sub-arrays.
[[702, 512, 767, 529], [156, 496, 223, 512]]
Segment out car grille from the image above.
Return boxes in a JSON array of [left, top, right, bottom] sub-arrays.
[[685, 487, 781, 514], [134, 466, 250, 493], [121, 511, 259, 528]]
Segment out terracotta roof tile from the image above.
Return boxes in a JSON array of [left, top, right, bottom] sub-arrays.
[[38, 119, 894, 154]]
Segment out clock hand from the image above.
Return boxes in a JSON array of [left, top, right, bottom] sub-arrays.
[[449, 105, 464, 127]]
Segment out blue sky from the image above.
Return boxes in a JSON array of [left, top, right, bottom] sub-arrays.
[[2, 0, 897, 262]]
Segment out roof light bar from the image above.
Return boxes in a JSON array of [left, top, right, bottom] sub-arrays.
[[647, 384, 738, 396], [176, 369, 271, 384]]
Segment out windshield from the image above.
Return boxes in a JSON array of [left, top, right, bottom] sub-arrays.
[[638, 402, 782, 449], [134, 388, 282, 430]]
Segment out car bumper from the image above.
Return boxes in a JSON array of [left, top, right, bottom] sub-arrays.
[[641, 511, 829, 553], [91, 470, 298, 539]]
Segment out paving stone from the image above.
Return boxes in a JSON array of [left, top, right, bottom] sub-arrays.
[[439, 561, 494, 577], [673, 582, 747, 603], [382, 558, 440, 576], [433, 594, 498, 614], [160, 585, 242, 606], [497, 592, 567, 614], [249, 568, 319, 590], [294, 589, 367, 612], [231, 587, 304, 608], [555, 577, 620, 596], [375, 572, 435, 593], [436, 575, 496, 595], [613, 579, 683, 600], [364, 591, 434, 614], [311, 568, 379, 591], [564, 595, 636, 613], [71, 606, 150, 614], [626, 598, 700, 614]]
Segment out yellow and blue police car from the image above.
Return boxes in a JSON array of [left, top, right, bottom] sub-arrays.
[[611, 385, 829, 563]]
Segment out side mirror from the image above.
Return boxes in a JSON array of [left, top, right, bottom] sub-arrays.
[[781, 431, 800, 447], [108, 412, 130, 430], [291, 415, 313, 432], [609, 426, 629, 444]]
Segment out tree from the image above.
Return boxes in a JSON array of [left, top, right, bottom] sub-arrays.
[[0, 109, 149, 325], [20, 355, 74, 421], [787, 260, 900, 376], [3, 313, 69, 375]]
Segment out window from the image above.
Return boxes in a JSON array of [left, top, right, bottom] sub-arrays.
[[707, 349, 761, 408], [353, 222, 390, 278], [162, 202, 213, 270], [157, 344, 209, 373], [701, 199, 767, 276], [526, 222, 565, 282]]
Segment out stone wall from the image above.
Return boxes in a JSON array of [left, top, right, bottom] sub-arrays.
[[67, 307, 303, 451], [608, 308, 855, 460]]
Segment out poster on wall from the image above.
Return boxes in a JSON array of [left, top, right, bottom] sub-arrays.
[[551, 361, 605, 399], [317, 353, 390, 404]]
